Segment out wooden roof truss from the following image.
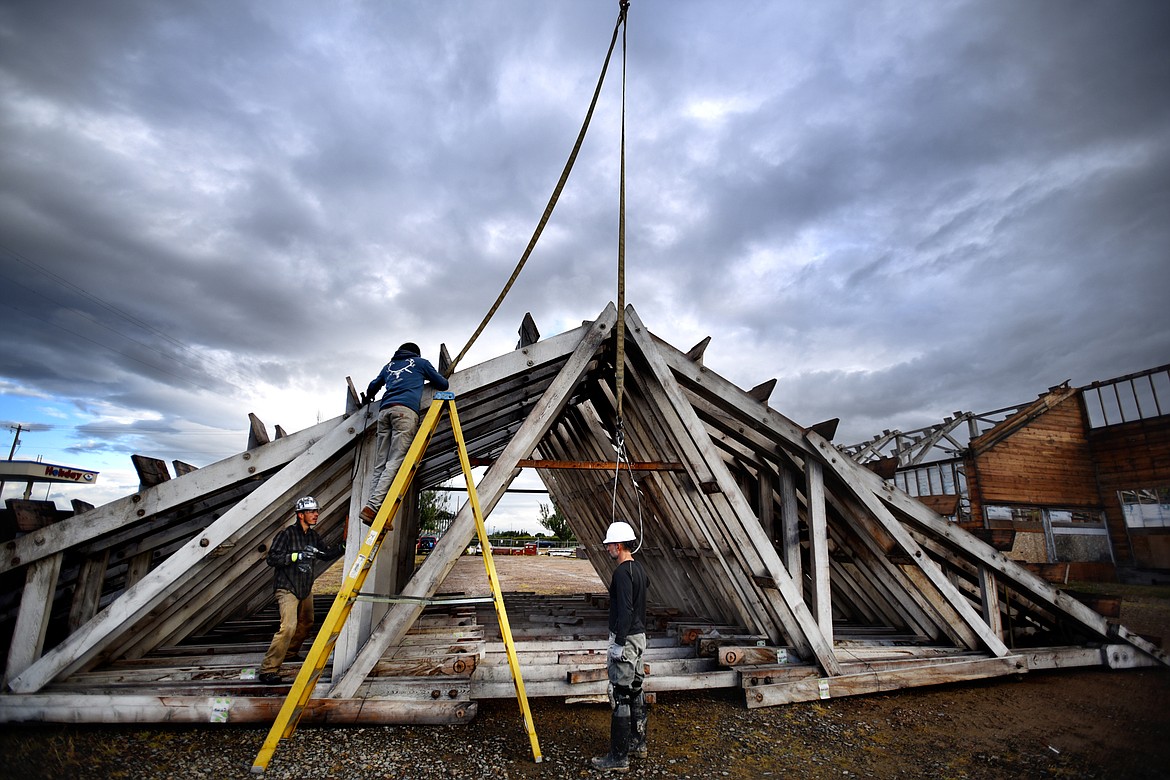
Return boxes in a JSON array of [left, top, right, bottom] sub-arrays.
[[1, 305, 1164, 723]]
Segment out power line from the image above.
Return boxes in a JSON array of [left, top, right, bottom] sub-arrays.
[[3, 296, 229, 395], [0, 243, 251, 392]]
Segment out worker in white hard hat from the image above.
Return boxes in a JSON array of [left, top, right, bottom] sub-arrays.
[[591, 520, 650, 772], [257, 496, 344, 684]]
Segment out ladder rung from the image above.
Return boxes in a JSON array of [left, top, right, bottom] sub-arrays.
[[353, 592, 496, 606]]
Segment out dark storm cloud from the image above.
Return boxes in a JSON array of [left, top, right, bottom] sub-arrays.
[[1, 0, 1168, 483]]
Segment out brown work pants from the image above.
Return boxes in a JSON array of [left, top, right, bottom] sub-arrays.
[[260, 589, 313, 674]]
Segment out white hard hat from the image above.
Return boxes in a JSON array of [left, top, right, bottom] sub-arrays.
[[294, 496, 319, 513], [603, 521, 636, 545]]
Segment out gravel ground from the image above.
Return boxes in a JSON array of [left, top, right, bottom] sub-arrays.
[[4, 671, 1169, 780], [3, 562, 1168, 780]]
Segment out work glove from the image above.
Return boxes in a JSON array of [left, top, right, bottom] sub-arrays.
[[359, 392, 372, 405], [608, 643, 625, 662], [302, 545, 323, 560]]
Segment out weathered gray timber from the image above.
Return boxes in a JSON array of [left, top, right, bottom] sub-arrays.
[[0, 304, 1164, 725]]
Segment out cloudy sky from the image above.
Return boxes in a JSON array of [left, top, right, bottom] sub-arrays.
[[2, 1, 1168, 532]]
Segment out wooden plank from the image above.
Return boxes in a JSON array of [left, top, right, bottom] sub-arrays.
[[131, 455, 171, 487], [4, 552, 63, 685], [719, 646, 795, 667], [1020, 647, 1104, 670], [0, 693, 476, 724], [745, 656, 1027, 709], [68, 549, 110, 632], [567, 667, 608, 684], [370, 654, 478, 677], [7, 500, 63, 532], [978, 566, 1004, 640], [358, 678, 472, 700], [334, 428, 379, 681], [698, 634, 768, 657], [123, 550, 153, 589], [805, 459, 832, 643], [779, 468, 801, 579], [247, 412, 270, 449]]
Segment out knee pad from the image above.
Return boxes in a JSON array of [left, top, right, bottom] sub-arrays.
[[612, 684, 633, 717]]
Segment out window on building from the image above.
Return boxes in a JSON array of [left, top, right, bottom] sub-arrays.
[[1119, 487, 1170, 529]]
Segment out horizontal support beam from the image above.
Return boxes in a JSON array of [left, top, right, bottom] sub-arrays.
[[469, 458, 684, 471], [744, 656, 1026, 708], [0, 693, 476, 724]]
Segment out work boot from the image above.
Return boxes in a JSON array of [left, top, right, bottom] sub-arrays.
[[628, 689, 648, 759], [359, 506, 377, 525], [590, 713, 631, 772], [258, 672, 281, 684]]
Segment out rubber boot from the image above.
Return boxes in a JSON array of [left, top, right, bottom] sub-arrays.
[[590, 712, 631, 772], [628, 688, 648, 759]]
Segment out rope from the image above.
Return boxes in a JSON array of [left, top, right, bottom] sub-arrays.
[[444, 3, 632, 377], [608, 1, 638, 552], [608, 424, 644, 554], [614, 0, 629, 423]]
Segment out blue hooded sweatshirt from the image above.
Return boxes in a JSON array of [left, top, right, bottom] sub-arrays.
[[366, 347, 449, 411]]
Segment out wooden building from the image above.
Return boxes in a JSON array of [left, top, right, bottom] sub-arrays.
[[1, 307, 1165, 725], [843, 365, 1170, 582]]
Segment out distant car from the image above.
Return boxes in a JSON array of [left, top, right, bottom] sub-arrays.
[[416, 535, 438, 555]]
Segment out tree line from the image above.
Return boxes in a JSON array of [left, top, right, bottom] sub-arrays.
[[418, 490, 577, 543]]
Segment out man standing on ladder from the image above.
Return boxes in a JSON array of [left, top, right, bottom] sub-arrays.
[[592, 520, 650, 772], [258, 497, 345, 684], [359, 342, 449, 523]]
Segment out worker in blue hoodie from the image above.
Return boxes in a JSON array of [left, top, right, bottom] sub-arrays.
[[359, 342, 449, 523]]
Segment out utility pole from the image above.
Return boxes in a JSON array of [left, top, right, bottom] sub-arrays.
[[0, 423, 23, 498], [6, 423, 22, 460]]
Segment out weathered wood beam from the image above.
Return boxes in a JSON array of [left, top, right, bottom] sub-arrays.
[[469, 457, 683, 471], [67, 549, 110, 632], [805, 459, 832, 643], [131, 455, 170, 488], [0, 693, 476, 724], [748, 379, 776, 404], [744, 655, 1026, 708], [779, 468, 801, 579], [247, 413, 270, 449], [3, 553, 63, 686], [517, 312, 540, 348], [684, 336, 710, 365]]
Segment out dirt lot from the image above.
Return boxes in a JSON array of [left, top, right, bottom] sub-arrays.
[[3, 556, 1168, 779]]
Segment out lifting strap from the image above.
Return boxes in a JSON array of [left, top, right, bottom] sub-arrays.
[[445, 2, 632, 377], [614, 0, 629, 425]]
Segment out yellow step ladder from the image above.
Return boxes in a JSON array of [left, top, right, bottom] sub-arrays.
[[251, 392, 542, 773]]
